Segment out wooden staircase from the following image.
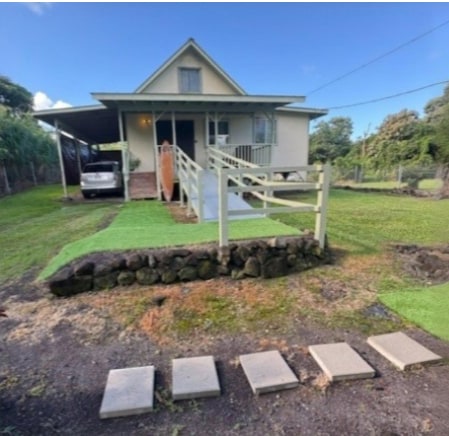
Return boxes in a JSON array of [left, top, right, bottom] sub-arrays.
[[129, 172, 158, 200]]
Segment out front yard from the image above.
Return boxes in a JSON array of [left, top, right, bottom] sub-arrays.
[[1, 185, 449, 434]]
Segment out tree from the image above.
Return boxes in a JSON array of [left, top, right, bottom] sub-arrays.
[[309, 117, 353, 163], [0, 76, 33, 114], [424, 84, 449, 125], [366, 110, 432, 172], [433, 104, 449, 198]]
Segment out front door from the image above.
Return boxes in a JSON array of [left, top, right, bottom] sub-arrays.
[[156, 120, 195, 161]]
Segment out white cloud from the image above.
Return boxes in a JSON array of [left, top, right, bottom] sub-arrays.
[[24, 2, 52, 16], [33, 91, 71, 111]]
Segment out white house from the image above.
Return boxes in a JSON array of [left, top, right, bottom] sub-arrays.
[[34, 38, 327, 200]]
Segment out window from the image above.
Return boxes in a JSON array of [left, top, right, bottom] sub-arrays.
[[208, 121, 229, 145], [254, 116, 276, 144], [179, 68, 201, 93]]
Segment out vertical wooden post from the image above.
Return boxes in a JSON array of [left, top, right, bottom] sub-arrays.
[[197, 168, 204, 223], [118, 109, 129, 201], [171, 111, 177, 146], [214, 112, 219, 147], [186, 162, 192, 216], [54, 120, 68, 198], [75, 139, 82, 183], [314, 163, 331, 249], [152, 111, 162, 200], [218, 168, 229, 247]]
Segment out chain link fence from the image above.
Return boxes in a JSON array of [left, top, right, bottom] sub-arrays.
[[332, 164, 441, 192], [0, 163, 61, 197]]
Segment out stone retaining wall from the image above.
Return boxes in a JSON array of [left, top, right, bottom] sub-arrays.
[[48, 235, 330, 297]]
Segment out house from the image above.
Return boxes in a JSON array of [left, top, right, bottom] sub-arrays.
[[34, 38, 327, 201]]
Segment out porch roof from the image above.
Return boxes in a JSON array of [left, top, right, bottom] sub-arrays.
[[91, 92, 305, 113]]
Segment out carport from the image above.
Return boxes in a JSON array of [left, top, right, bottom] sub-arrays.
[[34, 105, 121, 197]]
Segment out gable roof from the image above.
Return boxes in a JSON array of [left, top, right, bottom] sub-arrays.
[[135, 38, 246, 95]]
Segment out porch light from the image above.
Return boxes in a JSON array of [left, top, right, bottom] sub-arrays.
[[141, 115, 152, 126]]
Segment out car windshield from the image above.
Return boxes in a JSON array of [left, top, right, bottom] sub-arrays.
[[83, 164, 115, 173]]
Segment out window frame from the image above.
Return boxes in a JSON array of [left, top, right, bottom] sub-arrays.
[[253, 116, 276, 144], [208, 120, 229, 145], [178, 67, 202, 94]]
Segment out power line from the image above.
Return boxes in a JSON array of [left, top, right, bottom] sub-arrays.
[[328, 80, 449, 110], [307, 18, 449, 96]]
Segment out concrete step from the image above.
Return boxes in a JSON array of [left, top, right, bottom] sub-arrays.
[[308, 342, 375, 382], [239, 350, 299, 395], [172, 355, 221, 401], [367, 332, 442, 370], [99, 366, 155, 419]]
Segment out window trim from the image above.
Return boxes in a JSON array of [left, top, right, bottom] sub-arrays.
[[253, 115, 276, 144], [178, 67, 202, 94], [208, 120, 229, 145]]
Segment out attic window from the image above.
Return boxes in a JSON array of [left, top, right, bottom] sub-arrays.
[[179, 67, 201, 93]]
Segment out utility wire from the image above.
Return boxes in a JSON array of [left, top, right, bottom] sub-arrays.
[[307, 18, 449, 96], [328, 80, 449, 110]]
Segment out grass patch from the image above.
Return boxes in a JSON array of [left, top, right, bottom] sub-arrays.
[[0, 185, 120, 284], [380, 283, 449, 341], [273, 189, 449, 254], [39, 201, 299, 279]]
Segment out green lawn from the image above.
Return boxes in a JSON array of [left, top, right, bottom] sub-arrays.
[[274, 189, 449, 254], [3, 185, 449, 342], [39, 200, 300, 279], [273, 189, 449, 341], [0, 185, 120, 284], [379, 284, 449, 341]]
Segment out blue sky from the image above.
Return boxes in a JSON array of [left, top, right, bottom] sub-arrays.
[[1, 2, 449, 139]]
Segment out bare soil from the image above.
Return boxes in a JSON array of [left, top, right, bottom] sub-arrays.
[[1, 248, 449, 435]]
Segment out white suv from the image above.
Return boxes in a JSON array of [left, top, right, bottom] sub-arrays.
[[80, 161, 123, 198]]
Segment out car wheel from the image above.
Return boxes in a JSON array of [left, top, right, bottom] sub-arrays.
[[82, 191, 92, 199]]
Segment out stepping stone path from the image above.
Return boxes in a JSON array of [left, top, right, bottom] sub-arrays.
[[172, 355, 221, 400], [98, 332, 446, 418], [239, 350, 299, 394], [308, 342, 375, 381], [368, 332, 442, 370], [99, 366, 155, 419]]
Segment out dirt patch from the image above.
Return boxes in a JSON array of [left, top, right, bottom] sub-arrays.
[[394, 244, 449, 285], [166, 202, 197, 223], [1, 259, 449, 435]]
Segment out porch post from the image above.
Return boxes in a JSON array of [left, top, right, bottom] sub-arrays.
[[214, 112, 219, 147], [118, 109, 129, 201], [75, 139, 82, 183], [54, 120, 68, 199], [152, 111, 162, 200], [171, 111, 177, 146], [205, 112, 210, 168]]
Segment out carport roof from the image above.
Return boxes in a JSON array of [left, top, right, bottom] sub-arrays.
[[34, 104, 119, 144]]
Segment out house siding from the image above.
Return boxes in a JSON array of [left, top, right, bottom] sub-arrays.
[[272, 112, 310, 167], [126, 113, 155, 173], [140, 48, 238, 95]]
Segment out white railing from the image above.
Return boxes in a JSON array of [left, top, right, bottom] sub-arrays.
[[207, 147, 331, 249], [173, 145, 205, 223], [209, 143, 272, 166]]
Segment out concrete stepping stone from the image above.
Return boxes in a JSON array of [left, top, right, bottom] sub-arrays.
[[239, 350, 299, 394], [367, 331, 442, 370], [308, 342, 375, 382], [172, 355, 221, 400], [99, 366, 155, 419]]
